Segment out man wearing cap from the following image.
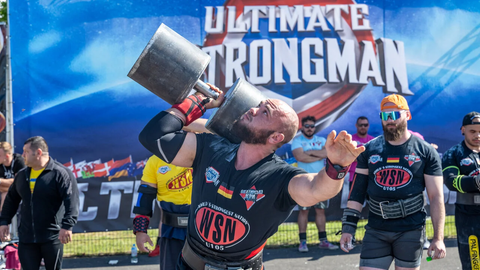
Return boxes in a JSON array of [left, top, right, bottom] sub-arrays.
[[339, 94, 446, 269], [442, 111, 480, 270]]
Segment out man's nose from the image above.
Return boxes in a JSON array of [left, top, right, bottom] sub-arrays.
[[249, 107, 258, 116]]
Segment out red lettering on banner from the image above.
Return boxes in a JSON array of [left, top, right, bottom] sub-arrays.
[[195, 207, 246, 245], [375, 168, 412, 187]]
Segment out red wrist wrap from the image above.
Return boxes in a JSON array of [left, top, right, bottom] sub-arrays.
[[133, 215, 150, 235], [325, 158, 351, 180], [172, 95, 210, 126]]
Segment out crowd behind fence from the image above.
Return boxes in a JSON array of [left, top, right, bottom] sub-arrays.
[[64, 215, 457, 257]]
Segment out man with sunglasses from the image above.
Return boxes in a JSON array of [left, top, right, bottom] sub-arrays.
[[442, 111, 480, 270], [292, 116, 339, 252], [339, 94, 446, 270]]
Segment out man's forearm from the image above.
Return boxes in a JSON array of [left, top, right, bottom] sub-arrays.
[[311, 170, 343, 202], [293, 152, 320, 163], [307, 149, 327, 160], [430, 196, 445, 241]]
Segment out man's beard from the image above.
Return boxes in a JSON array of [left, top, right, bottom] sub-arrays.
[[357, 130, 367, 136], [301, 129, 314, 138], [383, 120, 407, 141], [232, 120, 274, 144]]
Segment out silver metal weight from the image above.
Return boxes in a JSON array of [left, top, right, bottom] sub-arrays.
[[206, 78, 266, 144], [127, 23, 219, 104]]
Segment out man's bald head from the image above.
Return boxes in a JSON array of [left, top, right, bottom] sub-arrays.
[[268, 99, 299, 146]]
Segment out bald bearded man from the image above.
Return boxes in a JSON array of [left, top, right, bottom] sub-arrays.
[[138, 85, 364, 270]]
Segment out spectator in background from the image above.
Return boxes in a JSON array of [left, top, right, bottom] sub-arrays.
[[0, 141, 26, 211], [409, 130, 439, 150], [291, 116, 338, 252], [341, 117, 374, 209], [0, 136, 79, 270], [442, 111, 480, 270]]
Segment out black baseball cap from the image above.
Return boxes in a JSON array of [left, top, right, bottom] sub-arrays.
[[462, 111, 480, 127]]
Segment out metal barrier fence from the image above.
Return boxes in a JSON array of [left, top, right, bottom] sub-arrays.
[[64, 216, 457, 257]]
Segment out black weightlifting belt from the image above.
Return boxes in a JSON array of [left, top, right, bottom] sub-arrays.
[[456, 193, 480, 205], [182, 238, 263, 270], [162, 210, 188, 228], [368, 193, 424, 219]]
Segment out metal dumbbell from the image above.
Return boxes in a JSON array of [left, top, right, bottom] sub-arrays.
[[206, 78, 266, 144], [128, 24, 266, 143], [127, 23, 219, 104]]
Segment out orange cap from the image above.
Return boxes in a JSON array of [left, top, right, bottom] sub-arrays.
[[380, 94, 411, 120]]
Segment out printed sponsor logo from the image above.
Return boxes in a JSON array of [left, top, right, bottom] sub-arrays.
[[374, 166, 413, 190], [469, 235, 480, 270], [461, 158, 474, 166], [158, 165, 171, 174], [195, 203, 249, 249], [205, 166, 220, 186], [166, 170, 193, 191], [369, 155, 382, 164], [404, 152, 421, 166], [239, 186, 265, 211], [469, 169, 480, 176], [3, 170, 13, 179]]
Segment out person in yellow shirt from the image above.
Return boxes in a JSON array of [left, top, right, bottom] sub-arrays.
[[133, 118, 209, 269]]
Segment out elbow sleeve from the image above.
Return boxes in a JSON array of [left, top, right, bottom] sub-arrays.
[[139, 111, 187, 163], [348, 173, 369, 204]]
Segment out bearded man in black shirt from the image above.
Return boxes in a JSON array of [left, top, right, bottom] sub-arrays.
[[138, 85, 365, 270], [340, 94, 446, 270]]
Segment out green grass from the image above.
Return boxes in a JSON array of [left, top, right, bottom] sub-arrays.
[[65, 216, 457, 257], [267, 215, 457, 247]]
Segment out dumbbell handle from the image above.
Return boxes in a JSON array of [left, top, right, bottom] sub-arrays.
[[194, 80, 220, 100]]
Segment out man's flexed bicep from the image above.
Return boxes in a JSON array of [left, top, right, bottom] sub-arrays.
[[139, 109, 198, 167]]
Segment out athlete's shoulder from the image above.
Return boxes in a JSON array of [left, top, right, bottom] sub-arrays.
[[52, 159, 75, 180], [364, 135, 383, 148], [199, 133, 240, 161], [443, 141, 466, 160]]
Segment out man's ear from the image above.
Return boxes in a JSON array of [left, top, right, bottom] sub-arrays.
[[461, 126, 465, 136], [268, 132, 285, 145], [406, 111, 412, 120]]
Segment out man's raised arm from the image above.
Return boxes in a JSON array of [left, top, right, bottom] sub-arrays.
[[138, 87, 223, 168], [288, 130, 365, 207]]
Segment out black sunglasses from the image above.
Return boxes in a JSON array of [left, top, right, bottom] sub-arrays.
[[357, 123, 369, 127], [303, 124, 315, 128]]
